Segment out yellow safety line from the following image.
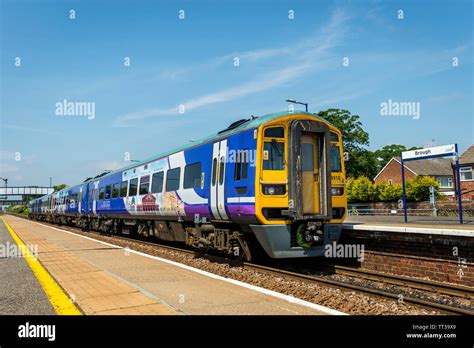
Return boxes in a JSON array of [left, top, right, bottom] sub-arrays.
[[0, 217, 82, 315]]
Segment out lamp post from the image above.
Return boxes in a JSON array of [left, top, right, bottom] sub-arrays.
[[286, 99, 309, 112]]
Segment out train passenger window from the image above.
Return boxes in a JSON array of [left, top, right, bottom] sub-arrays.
[[129, 178, 138, 196], [166, 168, 181, 191], [98, 187, 104, 200], [330, 145, 342, 172], [105, 185, 111, 199], [151, 172, 164, 193], [264, 127, 284, 138], [184, 162, 202, 189], [120, 181, 128, 197], [139, 176, 150, 195], [219, 157, 225, 185], [330, 132, 339, 142], [211, 158, 217, 186], [112, 183, 119, 198], [234, 153, 249, 181], [263, 141, 284, 170]]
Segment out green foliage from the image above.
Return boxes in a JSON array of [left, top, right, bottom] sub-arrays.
[[53, 184, 68, 191], [406, 176, 440, 202], [316, 109, 369, 152], [346, 177, 378, 202], [374, 144, 421, 170], [6, 205, 29, 216], [347, 176, 438, 202], [376, 181, 403, 202], [346, 150, 379, 180]]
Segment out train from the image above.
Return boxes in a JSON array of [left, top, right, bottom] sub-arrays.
[[28, 110, 347, 260]]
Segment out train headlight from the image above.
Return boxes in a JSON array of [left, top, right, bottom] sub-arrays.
[[262, 184, 286, 195], [331, 187, 344, 196]]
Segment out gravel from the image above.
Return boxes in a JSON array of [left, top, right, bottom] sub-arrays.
[[65, 229, 445, 315]]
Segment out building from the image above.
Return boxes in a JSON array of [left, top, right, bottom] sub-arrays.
[[457, 145, 474, 200], [373, 157, 455, 195]]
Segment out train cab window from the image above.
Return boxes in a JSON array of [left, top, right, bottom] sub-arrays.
[[263, 141, 284, 170], [184, 162, 202, 189], [105, 185, 111, 199], [330, 132, 339, 142], [120, 181, 128, 197], [151, 172, 164, 193], [264, 127, 284, 138], [139, 176, 150, 195], [129, 178, 138, 196], [112, 183, 119, 198], [330, 145, 342, 172], [166, 168, 181, 191], [98, 187, 104, 200]]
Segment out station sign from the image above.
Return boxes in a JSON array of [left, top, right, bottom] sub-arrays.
[[401, 144, 456, 161]]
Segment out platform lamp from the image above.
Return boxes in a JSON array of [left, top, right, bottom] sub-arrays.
[[286, 99, 308, 113]]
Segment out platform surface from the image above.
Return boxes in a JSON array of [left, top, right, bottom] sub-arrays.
[[344, 216, 474, 236], [0, 215, 339, 315]]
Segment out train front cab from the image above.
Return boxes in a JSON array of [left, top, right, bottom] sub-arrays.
[[250, 114, 347, 258]]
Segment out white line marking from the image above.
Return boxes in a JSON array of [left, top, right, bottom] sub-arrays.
[[343, 223, 474, 237], [24, 219, 346, 315]]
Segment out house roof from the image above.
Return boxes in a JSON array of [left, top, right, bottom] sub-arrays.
[[396, 157, 454, 176], [459, 145, 474, 165]]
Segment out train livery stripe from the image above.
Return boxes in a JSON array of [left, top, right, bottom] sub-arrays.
[[0, 217, 82, 315], [227, 197, 255, 203]]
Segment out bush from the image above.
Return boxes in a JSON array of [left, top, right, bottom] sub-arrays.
[[347, 176, 438, 202], [377, 181, 403, 202], [6, 205, 29, 216], [347, 177, 378, 202], [405, 176, 440, 202]]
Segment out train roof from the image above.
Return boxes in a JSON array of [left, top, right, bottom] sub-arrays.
[[75, 110, 335, 185]]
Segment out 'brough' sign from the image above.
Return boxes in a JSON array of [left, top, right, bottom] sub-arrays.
[[401, 144, 456, 161]]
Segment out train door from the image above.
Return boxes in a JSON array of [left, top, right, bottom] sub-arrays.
[[91, 181, 98, 215], [301, 134, 320, 214], [210, 139, 229, 220]]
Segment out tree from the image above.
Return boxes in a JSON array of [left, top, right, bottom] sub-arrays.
[[346, 150, 379, 179], [374, 144, 421, 170], [317, 109, 375, 178], [53, 184, 68, 192]]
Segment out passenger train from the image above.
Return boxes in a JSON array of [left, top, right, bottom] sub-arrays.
[[29, 111, 347, 260]]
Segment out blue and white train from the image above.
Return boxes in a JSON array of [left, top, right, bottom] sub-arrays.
[[29, 111, 347, 259]]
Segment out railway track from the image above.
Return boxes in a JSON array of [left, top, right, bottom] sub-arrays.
[[6, 213, 474, 315]]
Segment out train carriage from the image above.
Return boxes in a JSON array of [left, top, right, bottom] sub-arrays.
[[29, 111, 347, 259]]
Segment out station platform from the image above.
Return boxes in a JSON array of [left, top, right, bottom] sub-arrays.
[[344, 216, 474, 236], [0, 215, 342, 316]]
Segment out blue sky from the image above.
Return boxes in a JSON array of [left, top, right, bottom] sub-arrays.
[[1, 0, 472, 187]]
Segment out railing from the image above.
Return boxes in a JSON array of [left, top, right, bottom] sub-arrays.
[[0, 187, 54, 195]]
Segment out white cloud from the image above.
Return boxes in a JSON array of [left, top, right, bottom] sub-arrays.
[[113, 9, 349, 127]]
